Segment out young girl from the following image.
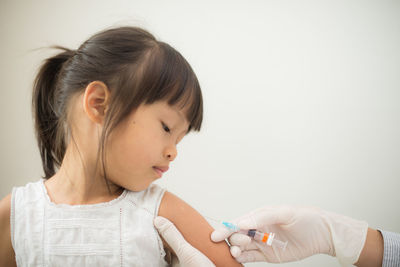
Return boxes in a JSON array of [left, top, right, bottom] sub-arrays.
[[0, 26, 241, 266]]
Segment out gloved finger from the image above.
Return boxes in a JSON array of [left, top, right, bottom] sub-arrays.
[[230, 246, 242, 258], [211, 226, 234, 242], [155, 217, 216, 267], [235, 250, 267, 263], [154, 216, 189, 255], [252, 240, 285, 263], [237, 206, 294, 230], [230, 239, 260, 251], [229, 233, 251, 248]]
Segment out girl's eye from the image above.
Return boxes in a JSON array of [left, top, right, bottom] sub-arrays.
[[162, 122, 170, 133]]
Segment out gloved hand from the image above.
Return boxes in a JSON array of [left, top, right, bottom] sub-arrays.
[[211, 206, 368, 266], [154, 216, 215, 267]]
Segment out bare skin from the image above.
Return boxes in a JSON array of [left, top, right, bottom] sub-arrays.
[[0, 194, 16, 267], [0, 80, 240, 266], [355, 228, 384, 267], [0, 81, 384, 267]]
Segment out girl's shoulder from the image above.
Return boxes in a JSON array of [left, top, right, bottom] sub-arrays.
[[0, 180, 42, 241], [125, 183, 166, 215], [0, 179, 43, 224], [0, 193, 17, 267], [9, 179, 45, 210], [0, 193, 11, 225]]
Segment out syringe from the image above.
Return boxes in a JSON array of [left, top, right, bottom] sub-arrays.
[[222, 221, 288, 250]]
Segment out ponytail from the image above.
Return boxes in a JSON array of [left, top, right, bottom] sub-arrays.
[[32, 46, 74, 179]]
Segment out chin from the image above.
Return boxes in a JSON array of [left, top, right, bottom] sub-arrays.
[[125, 181, 153, 192]]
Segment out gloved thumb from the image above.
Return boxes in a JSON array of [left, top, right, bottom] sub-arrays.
[[211, 226, 234, 242], [154, 216, 216, 267], [154, 216, 186, 252]]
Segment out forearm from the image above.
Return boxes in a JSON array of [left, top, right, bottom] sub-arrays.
[[354, 228, 383, 267]]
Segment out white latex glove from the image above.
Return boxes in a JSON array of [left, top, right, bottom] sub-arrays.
[[154, 216, 215, 267], [211, 206, 368, 266]]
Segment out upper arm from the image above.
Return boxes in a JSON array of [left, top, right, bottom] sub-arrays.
[[158, 191, 242, 267], [0, 193, 17, 267]]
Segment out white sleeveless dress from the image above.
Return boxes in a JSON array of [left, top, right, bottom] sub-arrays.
[[10, 179, 169, 267]]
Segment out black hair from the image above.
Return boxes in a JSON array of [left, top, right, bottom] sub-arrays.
[[32, 26, 203, 186]]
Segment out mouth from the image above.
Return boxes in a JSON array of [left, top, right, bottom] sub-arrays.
[[153, 166, 169, 177]]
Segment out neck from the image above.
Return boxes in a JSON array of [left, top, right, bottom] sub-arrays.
[[45, 144, 123, 205]]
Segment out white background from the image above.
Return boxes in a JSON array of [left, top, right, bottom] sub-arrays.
[[1, 1, 399, 266]]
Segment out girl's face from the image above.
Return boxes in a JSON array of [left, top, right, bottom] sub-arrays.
[[105, 100, 190, 191]]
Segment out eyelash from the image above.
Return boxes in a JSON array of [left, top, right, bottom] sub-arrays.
[[162, 122, 171, 133]]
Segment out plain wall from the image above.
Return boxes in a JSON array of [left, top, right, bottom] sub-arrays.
[[1, 0, 399, 266]]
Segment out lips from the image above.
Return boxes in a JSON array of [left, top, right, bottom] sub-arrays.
[[153, 166, 169, 173], [153, 166, 168, 178]]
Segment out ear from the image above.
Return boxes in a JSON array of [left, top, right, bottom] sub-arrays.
[[83, 81, 110, 124]]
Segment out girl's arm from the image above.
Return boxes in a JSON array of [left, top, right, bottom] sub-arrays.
[[0, 194, 17, 267], [158, 191, 243, 267]]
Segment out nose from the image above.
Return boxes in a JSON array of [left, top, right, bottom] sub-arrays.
[[164, 144, 177, 161]]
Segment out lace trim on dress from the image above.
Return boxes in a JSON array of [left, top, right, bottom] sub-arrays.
[[40, 178, 128, 209]]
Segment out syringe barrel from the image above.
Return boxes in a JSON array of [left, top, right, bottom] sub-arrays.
[[239, 229, 287, 250], [253, 230, 271, 243], [240, 229, 273, 245], [271, 239, 288, 250]]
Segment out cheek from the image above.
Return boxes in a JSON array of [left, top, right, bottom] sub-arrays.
[[110, 136, 145, 169], [107, 128, 161, 170]]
